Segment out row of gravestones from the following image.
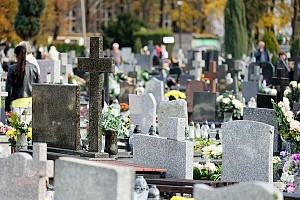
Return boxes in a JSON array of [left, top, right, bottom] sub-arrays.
[[0, 143, 283, 200]]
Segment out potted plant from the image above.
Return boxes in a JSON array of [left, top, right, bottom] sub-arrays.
[[217, 91, 243, 122], [102, 106, 128, 156], [257, 80, 277, 108]]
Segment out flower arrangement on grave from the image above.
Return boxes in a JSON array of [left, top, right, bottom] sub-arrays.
[[109, 76, 120, 98], [284, 81, 300, 109], [164, 90, 186, 101], [259, 80, 277, 96], [120, 103, 129, 112], [216, 91, 243, 119], [102, 106, 129, 138], [68, 73, 87, 91], [273, 156, 281, 176], [271, 97, 300, 151], [139, 70, 149, 82], [194, 138, 222, 159], [193, 161, 222, 181], [4, 112, 32, 147], [170, 197, 194, 200]]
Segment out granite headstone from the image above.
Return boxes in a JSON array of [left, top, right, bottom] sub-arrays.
[[32, 84, 80, 151], [192, 92, 217, 122], [129, 93, 156, 134], [194, 182, 283, 200], [37, 60, 61, 83], [55, 157, 135, 200], [221, 120, 274, 183], [145, 77, 164, 109]]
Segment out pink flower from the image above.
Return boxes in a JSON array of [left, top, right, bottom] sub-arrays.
[[287, 186, 295, 193]]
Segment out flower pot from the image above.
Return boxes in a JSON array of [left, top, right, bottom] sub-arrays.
[[104, 131, 118, 156], [223, 112, 233, 122], [16, 133, 28, 152]]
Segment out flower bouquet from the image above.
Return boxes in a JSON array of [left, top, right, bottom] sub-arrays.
[[216, 91, 243, 119], [193, 161, 222, 181], [164, 90, 186, 101], [272, 97, 300, 152], [259, 80, 277, 96], [284, 81, 300, 110]]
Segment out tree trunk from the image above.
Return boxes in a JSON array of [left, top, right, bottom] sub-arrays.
[[292, 0, 299, 40], [159, 0, 164, 28]]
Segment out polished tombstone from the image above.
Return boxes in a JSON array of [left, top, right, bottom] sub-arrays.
[[192, 92, 217, 122]]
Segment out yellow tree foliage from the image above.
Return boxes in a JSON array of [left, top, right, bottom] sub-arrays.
[[34, 0, 55, 45], [0, 0, 21, 43], [256, 1, 293, 33]]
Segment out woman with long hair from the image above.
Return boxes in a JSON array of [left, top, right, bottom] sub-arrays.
[[5, 45, 40, 119]]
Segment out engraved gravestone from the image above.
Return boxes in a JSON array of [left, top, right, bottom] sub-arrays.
[[77, 37, 115, 157]]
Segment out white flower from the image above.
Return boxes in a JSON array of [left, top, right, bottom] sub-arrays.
[[278, 101, 284, 108], [280, 172, 288, 182], [216, 95, 223, 102], [232, 99, 243, 109], [0, 122, 3, 127], [282, 97, 291, 112], [193, 162, 204, 171], [202, 144, 217, 157], [215, 145, 222, 156], [270, 89, 277, 96], [285, 111, 294, 122], [222, 98, 231, 104], [290, 120, 300, 132], [284, 89, 291, 97], [228, 95, 233, 99], [298, 83, 300, 90], [204, 162, 217, 172], [272, 156, 281, 164], [290, 81, 297, 88]]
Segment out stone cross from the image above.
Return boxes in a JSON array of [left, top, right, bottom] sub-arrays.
[[60, 53, 73, 84], [204, 61, 218, 92], [78, 37, 115, 156], [192, 52, 205, 81], [249, 65, 263, 82]]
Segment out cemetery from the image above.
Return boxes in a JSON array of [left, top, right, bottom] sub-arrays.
[[3, 0, 300, 199]]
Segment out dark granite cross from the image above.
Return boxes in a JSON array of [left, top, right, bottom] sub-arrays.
[[204, 61, 218, 92], [272, 68, 289, 102], [78, 37, 115, 156]]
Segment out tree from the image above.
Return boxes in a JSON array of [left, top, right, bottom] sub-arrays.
[[0, 0, 21, 43], [291, 34, 300, 57], [101, 12, 145, 49], [224, 0, 248, 59], [14, 0, 46, 41]]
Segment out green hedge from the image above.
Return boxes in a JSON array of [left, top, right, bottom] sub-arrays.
[[133, 28, 174, 56], [291, 34, 300, 57], [48, 43, 85, 56]]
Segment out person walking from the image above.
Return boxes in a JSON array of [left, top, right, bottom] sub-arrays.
[[5, 45, 40, 121], [110, 43, 123, 69], [18, 41, 40, 74], [254, 41, 270, 62]]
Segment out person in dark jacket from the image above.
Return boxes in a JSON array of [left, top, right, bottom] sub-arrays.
[[254, 41, 270, 62], [5, 45, 40, 119]]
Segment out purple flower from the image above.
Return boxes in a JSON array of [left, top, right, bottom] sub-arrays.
[[292, 153, 300, 164], [280, 151, 287, 157], [287, 182, 295, 188]]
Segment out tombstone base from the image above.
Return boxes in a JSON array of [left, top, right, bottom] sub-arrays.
[[80, 151, 109, 158]]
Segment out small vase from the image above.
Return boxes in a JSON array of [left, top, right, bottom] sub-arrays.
[[104, 131, 118, 156], [223, 112, 233, 122], [16, 132, 28, 152]]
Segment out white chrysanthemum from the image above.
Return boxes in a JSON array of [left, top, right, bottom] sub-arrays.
[[270, 89, 277, 96], [202, 144, 217, 157], [204, 162, 217, 172], [282, 97, 290, 112], [285, 111, 294, 122], [284, 89, 291, 97], [290, 120, 300, 132], [222, 98, 231, 104], [216, 95, 223, 102], [215, 145, 222, 156], [272, 156, 281, 164], [290, 81, 297, 88]]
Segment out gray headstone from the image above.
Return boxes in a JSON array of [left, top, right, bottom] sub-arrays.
[[32, 84, 80, 151], [119, 81, 136, 104], [194, 182, 283, 200], [248, 62, 275, 85], [60, 53, 73, 84], [221, 120, 274, 183], [78, 36, 115, 155], [136, 54, 151, 71], [180, 75, 195, 86], [192, 92, 217, 122], [145, 77, 164, 109], [129, 93, 156, 134], [158, 99, 188, 137], [133, 134, 193, 179], [242, 81, 259, 103], [121, 47, 132, 62], [243, 107, 279, 153], [37, 60, 61, 83], [0, 143, 53, 200], [167, 117, 185, 141], [55, 157, 135, 200]]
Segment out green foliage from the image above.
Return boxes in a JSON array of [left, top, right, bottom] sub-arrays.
[[261, 31, 280, 64], [193, 163, 222, 181], [102, 106, 128, 137], [101, 12, 145, 49], [48, 43, 85, 56], [291, 34, 300, 57], [133, 28, 174, 56], [224, 0, 248, 59], [14, 0, 45, 40], [134, 37, 142, 54]]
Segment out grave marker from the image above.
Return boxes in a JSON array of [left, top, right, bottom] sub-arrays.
[[273, 68, 289, 102], [204, 61, 218, 92], [129, 93, 156, 134], [222, 120, 274, 183], [77, 36, 115, 156], [37, 60, 61, 83], [145, 77, 164, 109], [192, 92, 217, 122], [60, 53, 73, 84], [119, 81, 136, 104], [0, 143, 54, 200]]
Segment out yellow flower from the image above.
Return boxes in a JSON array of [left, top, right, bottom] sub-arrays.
[[28, 127, 32, 133], [27, 132, 32, 140], [6, 129, 16, 137]]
